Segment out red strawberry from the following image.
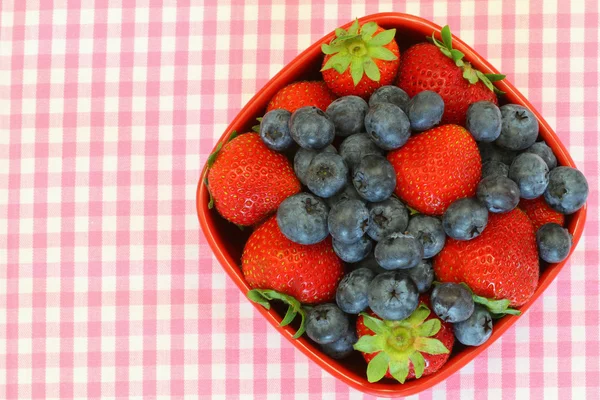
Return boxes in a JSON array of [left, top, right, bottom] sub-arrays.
[[434, 208, 539, 307], [396, 26, 503, 126], [519, 196, 566, 231], [321, 20, 400, 99], [206, 132, 301, 226], [266, 81, 337, 113], [242, 216, 344, 305], [387, 124, 481, 215], [355, 298, 454, 384]]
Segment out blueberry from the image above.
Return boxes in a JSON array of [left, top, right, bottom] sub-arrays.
[[406, 214, 446, 258], [442, 198, 488, 240], [367, 197, 409, 242], [320, 328, 358, 359], [352, 155, 397, 202], [406, 90, 444, 132], [477, 175, 521, 213], [478, 142, 517, 165], [333, 235, 373, 263], [431, 283, 475, 323], [368, 85, 410, 112], [259, 109, 294, 151], [509, 153, 549, 199], [402, 259, 435, 293], [338, 132, 384, 171], [306, 153, 349, 198], [453, 305, 493, 346], [465, 101, 502, 142], [305, 303, 350, 344], [374, 232, 423, 270], [525, 141, 557, 170], [336, 267, 376, 314], [293, 145, 336, 185], [326, 96, 369, 137], [496, 104, 539, 150], [367, 271, 419, 320], [328, 199, 370, 244], [537, 223, 572, 263], [289, 106, 335, 150], [346, 252, 387, 275], [544, 166, 589, 214], [277, 193, 329, 245], [327, 184, 366, 208], [364, 103, 411, 150], [482, 160, 509, 179]]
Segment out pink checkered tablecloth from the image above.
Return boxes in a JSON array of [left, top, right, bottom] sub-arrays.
[[1, 0, 599, 399]]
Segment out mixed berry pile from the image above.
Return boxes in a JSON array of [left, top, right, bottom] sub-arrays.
[[205, 21, 589, 384]]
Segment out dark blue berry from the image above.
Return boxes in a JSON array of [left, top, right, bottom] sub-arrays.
[[525, 141, 557, 170], [289, 106, 335, 150], [352, 155, 396, 202], [365, 103, 411, 150], [338, 132, 384, 171], [259, 109, 294, 151], [306, 153, 348, 198], [367, 271, 419, 320], [402, 259, 434, 293], [277, 193, 329, 245], [305, 303, 350, 344], [453, 305, 493, 346], [406, 90, 444, 132], [336, 267, 376, 314], [477, 175, 521, 213], [328, 199, 370, 244], [367, 197, 409, 242], [537, 223, 572, 263], [293, 145, 336, 186], [368, 85, 410, 112], [431, 283, 475, 323], [327, 184, 366, 208], [346, 252, 387, 275], [326, 95, 369, 137], [465, 101, 502, 142], [374, 232, 423, 270], [478, 142, 517, 165], [333, 235, 373, 263], [496, 104, 538, 150], [442, 198, 488, 240], [509, 153, 549, 199], [481, 160, 509, 179], [320, 328, 357, 359], [544, 166, 589, 214], [406, 214, 446, 258]]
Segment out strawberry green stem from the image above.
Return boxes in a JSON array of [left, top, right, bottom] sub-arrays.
[[247, 289, 307, 339]]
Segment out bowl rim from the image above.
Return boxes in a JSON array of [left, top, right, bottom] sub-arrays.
[[196, 12, 587, 397]]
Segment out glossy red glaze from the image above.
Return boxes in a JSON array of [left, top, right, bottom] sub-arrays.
[[196, 13, 587, 397]]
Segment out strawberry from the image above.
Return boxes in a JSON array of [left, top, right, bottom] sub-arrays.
[[396, 25, 504, 126], [244, 216, 344, 338], [206, 132, 301, 226], [519, 196, 566, 231], [354, 298, 454, 384], [387, 124, 481, 215], [434, 208, 539, 307], [266, 81, 337, 113], [321, 20, 400, 99]]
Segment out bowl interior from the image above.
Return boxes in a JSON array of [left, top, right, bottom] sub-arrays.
[[197, 13, 587, 397]]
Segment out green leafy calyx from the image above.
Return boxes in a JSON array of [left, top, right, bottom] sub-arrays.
[[247, 289, 307, 339], [321, 19, 398, 86], [428, 25, 505, 94], [354, 304, 450, 384], [457, 282, 521, 318]]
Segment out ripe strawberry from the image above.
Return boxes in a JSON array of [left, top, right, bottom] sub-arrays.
[[206, 132, 301, 226], [387, 124, 481, 215], [354, 298, 454, 384], [396, 26, 503, 126], [434, 208, 539, 307], [321, 20, 400, 99], [242, 216, 344, 305], [519, 196, 565, 231], [266, 81, 337, 113]]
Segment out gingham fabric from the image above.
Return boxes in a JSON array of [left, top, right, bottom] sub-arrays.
[[1, 0, 598, 399]]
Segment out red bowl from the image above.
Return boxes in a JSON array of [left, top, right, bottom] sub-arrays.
[[196, 13, 587, 397]]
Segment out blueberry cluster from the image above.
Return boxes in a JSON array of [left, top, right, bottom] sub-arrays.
[[259, 89, 588, 354]]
